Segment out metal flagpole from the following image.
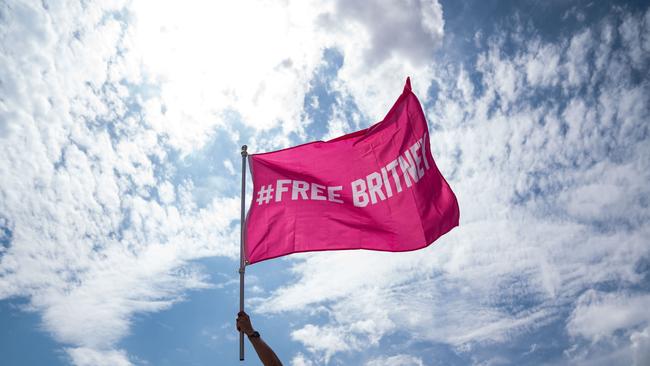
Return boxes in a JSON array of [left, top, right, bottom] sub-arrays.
[[239, 145, 248, 361]]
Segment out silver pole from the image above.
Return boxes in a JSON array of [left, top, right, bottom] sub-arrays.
[[239, 145, 248, 361]]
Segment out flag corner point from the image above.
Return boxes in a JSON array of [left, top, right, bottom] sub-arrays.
[[404, 77, 412, 93]]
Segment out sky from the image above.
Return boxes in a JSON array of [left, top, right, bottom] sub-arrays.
[[1, 0, 649, 365]]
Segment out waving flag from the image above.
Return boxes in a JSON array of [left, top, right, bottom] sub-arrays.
[[245, 78, 459, 264]]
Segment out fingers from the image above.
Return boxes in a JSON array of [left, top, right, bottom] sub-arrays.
[[236, 311, 251, 332], [236, 312, 250, 325], [236, 312, 250, 333]]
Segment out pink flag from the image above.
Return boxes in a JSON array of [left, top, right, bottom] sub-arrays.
[[245, 78, 459, 264]]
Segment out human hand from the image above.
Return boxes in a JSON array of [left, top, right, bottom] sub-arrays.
[[236, 311, 254, 336]]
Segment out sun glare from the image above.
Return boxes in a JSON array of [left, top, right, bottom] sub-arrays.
[[128, 1, 326, 150]]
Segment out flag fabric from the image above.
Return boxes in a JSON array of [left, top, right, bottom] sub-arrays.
[[245, 78, 459, 264]]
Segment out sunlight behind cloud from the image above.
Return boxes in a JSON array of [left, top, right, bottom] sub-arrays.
[[126, 0, 444, 154], [128, 0, 327, 152]]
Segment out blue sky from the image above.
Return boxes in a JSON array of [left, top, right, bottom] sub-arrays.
[[1, 0, 649, 365]]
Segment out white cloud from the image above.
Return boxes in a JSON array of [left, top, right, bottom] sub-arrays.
[[292, 324, 354, 363], [291, 352, 316, 366], [524, 42, 561, 87], [563, 324, 650, 366], [330, 1, 443, 67], [567, 291, 650, 342], [118, 0, 445, 153], [366, 354, 424, 366], [631, 327, 650, 366], [125, 0, 326, 150], [564, 29, 593, 89], [66, 347, 132, 366], [317, 0, 444, 128]]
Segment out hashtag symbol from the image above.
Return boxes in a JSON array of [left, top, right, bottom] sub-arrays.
[[256, 184, 274, 205]]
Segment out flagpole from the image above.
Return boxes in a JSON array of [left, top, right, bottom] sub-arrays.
[[239, 144, 248, 361]]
